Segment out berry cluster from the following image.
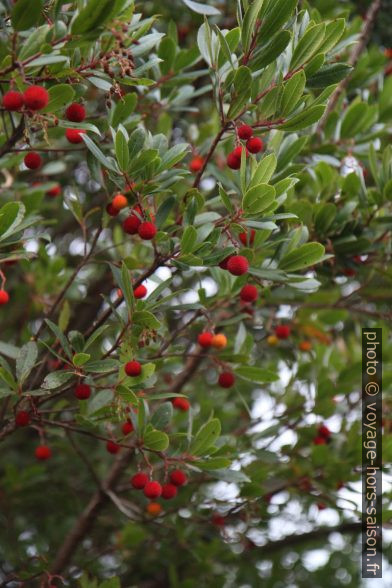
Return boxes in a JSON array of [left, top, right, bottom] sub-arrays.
[[313, 424, 331, 445], [226, 125, 264, 170], [131, 468, 188, 515]]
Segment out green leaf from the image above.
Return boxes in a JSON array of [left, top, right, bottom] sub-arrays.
[[158, 37, 176, 75], [128, 128, 146, 160], [73, 353, 91, 367], [243, 184, 276, 214], [133, 311, 161, 329], [280, 105, 326, 131], [279, 242, 325, 271], [340, 102, 369, 139], [0, 341, 20, 360], [111, 94, 137, 127], [317, 18, 345, 55], [72, 0, 126, 34], [84, 359, 119, 373], [42, 371, 74, 390], [158, 143, 190, 173], [191, 418, 221, 456], [12, 0, 43, 31], [248, 153, 277, 188], [41, 85, 75, 113], [181, 226, 198, 254], [115, 129, 129, 172], [45, 319, 72, 359], [82, 135, 118, 172], [242, 0, 265, 54], [0, 202, 25, 242], [16, 342, 38, 385], [252, 30, 291, 70], [58, 300, 71, 333], [281, 70, 306, 117], [307, 63, 351, 88], [290, 23, 326, 70], [314, 203, 336, 234], [235, 366, 278, 382], [182, 0, 220, 16], [151, 402, 173, 429], [143, 429, 169, 451], [259, 0, 297, 39]]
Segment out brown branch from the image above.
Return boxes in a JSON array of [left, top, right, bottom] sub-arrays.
[[260, 521, 361, 555], [49, 447, 134, 575], [316, 0, 381, 135]]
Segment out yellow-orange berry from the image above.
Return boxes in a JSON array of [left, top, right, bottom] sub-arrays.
[[146, 502, 162, 516], [299, 341, 312, 352], [211, 333, 227, 349], [267, 335, 278, 346], [111, 194, 128, 211]]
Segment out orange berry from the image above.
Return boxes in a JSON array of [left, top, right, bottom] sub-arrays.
[[111, 194, 128, 211], [299, 341, 312, 352], [146, 502, 162, 516], [211, 333, 227, 349]]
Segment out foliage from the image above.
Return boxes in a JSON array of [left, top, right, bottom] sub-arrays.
[[0, 0, 391, 586]]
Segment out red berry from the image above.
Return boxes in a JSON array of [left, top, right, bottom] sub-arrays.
[[218, 371, 235, 388], [74, 383, 91, 400], [0, 290, 10, 305], [275, 325, 291, 339], [239, 229, 255, 246], [134, 284, 147, 299], [106, 203, 119, 217], [131, 472, 149, 489], [123, 214, 141, 234], [198, 332, 214, 348], [313, 436, 327, 445], [226, 150, 241, 170], [246, 136, 263, 154], [318, 425, 331, 439], [65, 128, 86, 144], [343, 267, 356, 277], [189, 155, 204, 173], [23, 85, 49, 110], [317, 502, 327, 510], [122, 420, 134, 435], [211, 513, 226, 526], [46, 184, 61, 197], [35, 445, 52, 460], [227, 255, 249, 276], [15, 410, 30, 427], [233, 145, 248, 159], [161, 483, 178, 499], [238, 124, 253, 140], [240, 284, 258, 302], [170, 469, 187, 486], [219, 256, 230, 270], [138, 221, 157, 240], [172, 397, 190, 411], [65, 102, 86, 122], [24, 152, 42, 170], [143, 480, 162, 499], [2, 90, 24, 111], [125, 360, 142, 377], [106, 440, 120, 454]]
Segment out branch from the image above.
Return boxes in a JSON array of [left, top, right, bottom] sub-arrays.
[[49, 349, 207, 575], [260, 521, 361, 555], [316, 0, 381, 135]]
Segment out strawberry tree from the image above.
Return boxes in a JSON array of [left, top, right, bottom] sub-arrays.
[[0, 0, 391, 586]]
